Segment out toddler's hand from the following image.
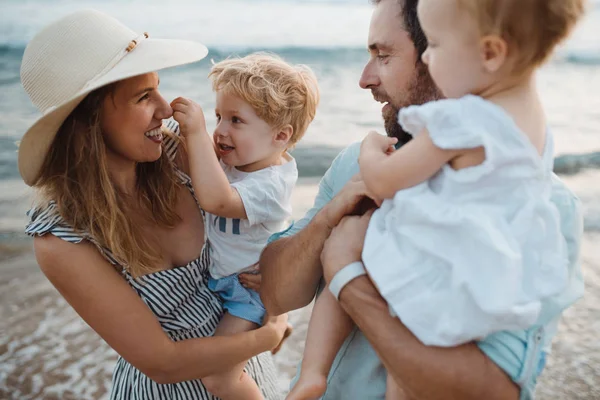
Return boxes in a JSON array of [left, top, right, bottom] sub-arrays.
[[360, 131, 397, 155], [171, 97, 208, 137]]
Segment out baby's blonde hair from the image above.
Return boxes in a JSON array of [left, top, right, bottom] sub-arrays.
[[458, 0, 585, 71], [209, 52, 320, 148]]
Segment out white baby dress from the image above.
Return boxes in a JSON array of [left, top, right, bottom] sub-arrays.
[[362, 95, 568, 347]]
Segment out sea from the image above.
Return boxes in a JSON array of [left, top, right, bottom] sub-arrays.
[[1, 0, 600, 249]]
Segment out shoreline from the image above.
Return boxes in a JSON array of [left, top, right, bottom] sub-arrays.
[[1, 180, 599, 399]]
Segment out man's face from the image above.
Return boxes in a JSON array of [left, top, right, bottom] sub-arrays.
[[359, 0, 440, 142]]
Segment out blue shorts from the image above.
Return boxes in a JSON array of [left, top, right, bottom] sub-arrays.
[[208, 273, 265, 325]]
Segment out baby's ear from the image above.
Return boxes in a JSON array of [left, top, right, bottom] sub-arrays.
[[275, 125, 293, 147], [480, 35, 507, 73]]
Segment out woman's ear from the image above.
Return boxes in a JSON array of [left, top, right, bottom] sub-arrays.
[[480, 35, 507, 73], [274, 125, 293, 148]]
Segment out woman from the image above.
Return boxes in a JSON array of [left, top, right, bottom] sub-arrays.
[[19, 9, 287, 399]]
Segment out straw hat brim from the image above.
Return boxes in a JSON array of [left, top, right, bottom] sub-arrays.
[[19, 38, 208, 186]]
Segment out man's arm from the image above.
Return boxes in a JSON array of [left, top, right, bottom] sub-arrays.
[[340, 278, 519, 399], [260, 178, 371, 315], [322, 214, 519, 400], [260, 212, 333, 315], [260, 143, 370, 315]]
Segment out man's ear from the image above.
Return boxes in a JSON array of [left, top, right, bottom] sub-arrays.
[[275, 125, 293, 147], [480, 35, 507, 73]]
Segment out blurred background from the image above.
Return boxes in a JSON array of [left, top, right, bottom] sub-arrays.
[[1, 0, 599, 399]]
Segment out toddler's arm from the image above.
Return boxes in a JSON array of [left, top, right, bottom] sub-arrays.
[[171, 97, 247, 219], [358, 131, 460, 200]]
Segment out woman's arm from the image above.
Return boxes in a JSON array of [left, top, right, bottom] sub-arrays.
[[171, 97, 247, 219], [34, 235, 286, 384], [359, 131, 460, 200]]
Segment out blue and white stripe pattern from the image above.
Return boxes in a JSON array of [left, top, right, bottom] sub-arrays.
[[25, 123, 281, 399]]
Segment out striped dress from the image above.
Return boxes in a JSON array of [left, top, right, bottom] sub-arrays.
[[25, 128, 281, 399]]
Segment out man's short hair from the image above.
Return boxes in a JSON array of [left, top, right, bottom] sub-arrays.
[[458, 0, 585, 71], [371, 0, 428, 60], [209, 53, 320, 148]]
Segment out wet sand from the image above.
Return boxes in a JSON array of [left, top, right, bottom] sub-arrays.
[[1, 181, 599, 399]]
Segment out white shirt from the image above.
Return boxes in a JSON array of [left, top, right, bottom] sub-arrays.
[[207, 153, 297, 279]]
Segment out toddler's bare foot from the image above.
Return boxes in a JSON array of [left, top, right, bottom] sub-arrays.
[[271, 323, 293, 355], [286, 374, 327, 400]]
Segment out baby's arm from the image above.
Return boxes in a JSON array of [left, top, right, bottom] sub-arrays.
[[171, 97, 247, 219], [358, 131, 461, 200]]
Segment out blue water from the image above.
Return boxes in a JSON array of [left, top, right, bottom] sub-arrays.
[[1, 0, 600, 233]]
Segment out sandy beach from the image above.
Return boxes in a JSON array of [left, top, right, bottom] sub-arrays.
[[0, 181, 599, 399]]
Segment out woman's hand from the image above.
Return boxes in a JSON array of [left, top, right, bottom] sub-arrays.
[[261, 313, 290, 352], [321, 211, 373, 284], [171, 97, 209, 137], [239, 263, 261, 291], [319, 173, 372, 231]]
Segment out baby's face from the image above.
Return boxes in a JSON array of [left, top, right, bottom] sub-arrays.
[[213, 91, 281, 172], [418, 0, 488, 99]]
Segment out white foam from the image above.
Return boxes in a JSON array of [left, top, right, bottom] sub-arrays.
[[2, 0, 599, 59], [0, 0, 371, 50]]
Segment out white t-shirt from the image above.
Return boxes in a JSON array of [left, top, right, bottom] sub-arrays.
[[206, 153, 298, 279]]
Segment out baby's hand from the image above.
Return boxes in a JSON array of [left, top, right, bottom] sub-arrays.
[[171, 97, 208, 137], [361, 131, 398, 155]]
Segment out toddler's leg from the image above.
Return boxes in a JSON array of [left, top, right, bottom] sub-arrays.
[[287, 288, 354, 400], [202, 313, 263, 400]]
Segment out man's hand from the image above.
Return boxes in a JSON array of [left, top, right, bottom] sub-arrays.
[[239, 263, 261, 292], [171, 97, 209, 137], [319, 174, 375, 230], [321, 211, 373, 284]]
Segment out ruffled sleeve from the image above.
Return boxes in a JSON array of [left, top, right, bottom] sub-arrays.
[[25, 203, 85, 244], [398, 95, 490, 150], [398, 95, 542, 182], [25, 203, 122, 267]]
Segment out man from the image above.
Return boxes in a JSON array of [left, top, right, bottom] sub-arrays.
[[258, 0, 584, 398]]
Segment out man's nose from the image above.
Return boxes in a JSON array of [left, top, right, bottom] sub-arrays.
[[359, 60, 380, 89]]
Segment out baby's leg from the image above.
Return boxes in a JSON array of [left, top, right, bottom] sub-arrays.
[[287, 288, 354, 400], [202, 313, 263, 400], [386, 374, 412, 400]]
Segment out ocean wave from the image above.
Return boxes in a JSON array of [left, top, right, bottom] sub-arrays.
[[2, 44, 600, 67]]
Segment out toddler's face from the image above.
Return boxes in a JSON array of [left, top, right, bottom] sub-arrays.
[[213, 91, 281, 172], [418, 0, 486, 99]]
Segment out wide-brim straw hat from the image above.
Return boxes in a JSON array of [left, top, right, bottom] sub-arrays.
[[18, 9, 209, 186]]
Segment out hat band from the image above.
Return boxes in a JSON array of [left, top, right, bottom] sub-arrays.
[[81, 32, 150, 93]]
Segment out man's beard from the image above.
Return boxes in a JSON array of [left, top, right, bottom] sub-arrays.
[[380, 62, 442, 146]]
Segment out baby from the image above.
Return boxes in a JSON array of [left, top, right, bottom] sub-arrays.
[[289, 0, 585, 399], [173, 52, 319, 400]]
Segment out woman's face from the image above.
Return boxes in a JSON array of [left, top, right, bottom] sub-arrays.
[[101, 72, 173, 166]]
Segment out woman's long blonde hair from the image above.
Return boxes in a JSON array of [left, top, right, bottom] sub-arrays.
[[34, 83, 181, 277]]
